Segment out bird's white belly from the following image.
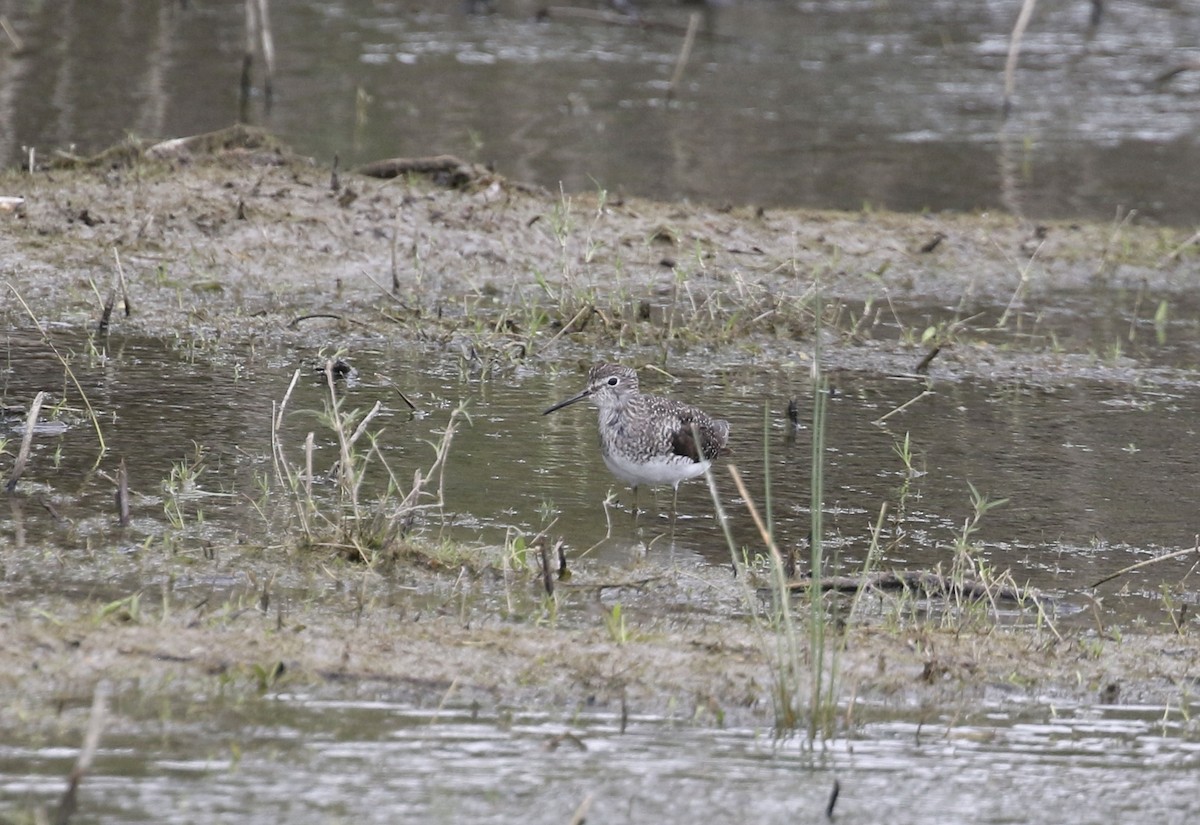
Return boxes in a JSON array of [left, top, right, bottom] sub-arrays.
[[603, 452, 710, 489]]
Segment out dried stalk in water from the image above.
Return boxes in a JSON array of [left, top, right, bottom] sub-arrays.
[[666, 12, 701, 101], [55, 681, 111, 825], [6, 391, 45, 493], [1003, 0, 1039, 117]]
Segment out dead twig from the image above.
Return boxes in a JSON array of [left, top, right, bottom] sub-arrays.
[[557, 541, 569, 580], [914, 345, 941, 375], [728, 464, 788, 575], [0, 15, 23, 52], [55, 681, 111, 825], [112, 247, 132, 318], [540, 303, 595, 352], [374, 377, 418, 412], [825, 779, 840, 820], [567, 793, 594, 825], [97, 290, 116, 334], [1003, 0, 1040, 117], [1090, 537, 1200, 588], [665, 12, 701, 101], [6, 391, 46, 494], [872, 389, 933, 426], [288, 313, 369, 329], [1153, 60, 1200, 87], [1157, 228, 1200, 267], [538, 536, 555, 597], [116, 458, 130, 527]]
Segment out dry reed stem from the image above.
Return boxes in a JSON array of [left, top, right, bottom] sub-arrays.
[[55, 681, 110, 825], [1157, 229, 1200, 267], [0, 15, 23, 51], [6, 390, 45, 493], [666, 12, 701, 101], [1090, 536, 1200, 588], [1003, 0, 1039, 116], [348, 400, 384, 448], [304, 432, 315, 499], [324, 361, 361, 512], [872, 389, 933, 426], [116, 457, 130, 527], [567, 793, 595, 825], [270, 368, 302, 488], [726, 464, 786, 573], [112, 247, 131, 317]]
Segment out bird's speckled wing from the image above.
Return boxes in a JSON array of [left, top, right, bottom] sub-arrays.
[[667, 405, 730, 463]]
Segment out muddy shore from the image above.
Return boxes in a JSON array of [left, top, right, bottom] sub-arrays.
[[2, 129, 1198, 743]]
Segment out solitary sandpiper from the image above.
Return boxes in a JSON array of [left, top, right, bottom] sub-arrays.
[[543, 363, 731, 513]]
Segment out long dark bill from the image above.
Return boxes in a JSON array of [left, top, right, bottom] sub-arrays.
[[542, 389, 591, 415]]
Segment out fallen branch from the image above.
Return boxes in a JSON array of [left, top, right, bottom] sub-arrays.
[[144, 124, 282, 161], [788, 569, 1029, 603], [287, 313, 375, 329], [353, 154, 485, 188], [559, 575, 666, 592]]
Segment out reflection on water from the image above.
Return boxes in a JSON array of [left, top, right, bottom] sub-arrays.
[[2, 1, 1200, 223], [3, 695, 1199, 824]]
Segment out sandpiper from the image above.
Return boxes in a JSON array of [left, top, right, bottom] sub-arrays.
[[543, 363, 731, 513]]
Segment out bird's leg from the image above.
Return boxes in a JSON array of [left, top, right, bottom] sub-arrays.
[[670, 484, 680, 526]]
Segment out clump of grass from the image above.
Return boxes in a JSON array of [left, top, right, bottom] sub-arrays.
[[270, 359, 466, 564], [161, 442, 214, 530], [707, 280, 1040, 740], [604, 603, 630, 644], [943, 482, 1010, 622], [708, 299, 839, 740]]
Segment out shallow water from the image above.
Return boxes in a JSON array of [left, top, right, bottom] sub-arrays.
[[4, 290, 1200, 622], [4, 1, 1200, 223], [3, 695, 1199, 824]]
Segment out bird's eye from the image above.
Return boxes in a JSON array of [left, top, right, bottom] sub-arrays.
[[607, 377, 619, 386]]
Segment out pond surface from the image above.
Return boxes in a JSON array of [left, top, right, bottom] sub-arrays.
[[3, 0, 1200, 223], [3, 694, 1199, 824]]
